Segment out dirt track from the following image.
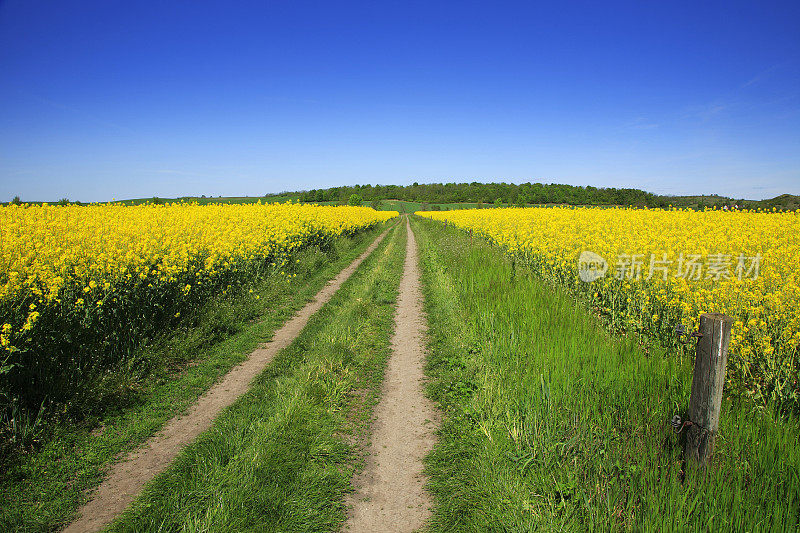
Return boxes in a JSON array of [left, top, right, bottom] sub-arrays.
[[345, 218, 438, 532], [64, 227, 392, 533]]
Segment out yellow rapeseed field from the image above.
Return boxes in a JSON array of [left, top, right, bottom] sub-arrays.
[[421, 207, 800, 405], [0, 202, 396, 358]]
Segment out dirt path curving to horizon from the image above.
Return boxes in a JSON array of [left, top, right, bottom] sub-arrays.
[[64, 226, 394, 533], [345, 217, 438, 533]]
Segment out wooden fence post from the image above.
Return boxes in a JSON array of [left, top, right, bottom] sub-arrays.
[[685, 313, 734, 467]]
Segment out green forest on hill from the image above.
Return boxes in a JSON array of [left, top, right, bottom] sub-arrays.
[[279, 182, 798, 210], [6, 183, 798, 211]]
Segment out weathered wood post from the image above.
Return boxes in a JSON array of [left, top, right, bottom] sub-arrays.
[[685, 313, 734, 466]]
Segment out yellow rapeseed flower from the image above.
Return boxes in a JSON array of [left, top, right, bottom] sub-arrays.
[[422, 206, 799, 403]]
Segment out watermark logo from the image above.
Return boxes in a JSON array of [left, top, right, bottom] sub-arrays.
[[578, 252, 761, 282], [578, 251, 608, 282]]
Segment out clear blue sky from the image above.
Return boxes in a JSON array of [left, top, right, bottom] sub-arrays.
[[1, 0, 798, 202]]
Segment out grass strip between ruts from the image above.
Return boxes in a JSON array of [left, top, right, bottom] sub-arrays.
[[107, 219, 407, 531]]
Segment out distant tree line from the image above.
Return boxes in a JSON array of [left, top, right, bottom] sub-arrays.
[[271, 182, 797, 210], [284, 182, 668, 207], [6, 185, 794, 210]]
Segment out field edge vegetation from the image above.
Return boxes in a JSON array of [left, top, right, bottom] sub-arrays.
[[0, 221, 393, 532], [411, 215, 799, 532], [420, 207, 800, 411], [1, 204, 396, 441], [107, 218, 407, 532]]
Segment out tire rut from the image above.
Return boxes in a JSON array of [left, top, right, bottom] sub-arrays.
[[345, 217, 438, 533], [64, 226, 393, 533]]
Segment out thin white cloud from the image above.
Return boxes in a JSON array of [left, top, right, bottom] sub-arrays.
[[624, 117, 660, 130], [17, 90, 136, 134], [741, 63, 784, 88]]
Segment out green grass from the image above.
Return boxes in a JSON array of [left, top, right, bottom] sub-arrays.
[[411, 216, 800, 532], [378, 199, 588, 213], [378, 200, 459, 213], [27, 196, 622, 212], [107, 219, 407, 532], [378, 199, 499, 213], [0, 196, 301, 206], [0, 222, 392, 532], [114, 195, 298, 206]]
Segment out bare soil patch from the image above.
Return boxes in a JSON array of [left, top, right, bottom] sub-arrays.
[[345, 219, 438, 533]]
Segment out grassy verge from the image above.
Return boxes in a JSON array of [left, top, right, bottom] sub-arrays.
[[0, 221, 393, 532], [411, 216, 800, 532], [107, 219, 406, 531]]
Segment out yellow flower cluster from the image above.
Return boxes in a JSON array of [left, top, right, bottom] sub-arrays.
[[421, 207, 800, 405], [0, 202, 396, 354]]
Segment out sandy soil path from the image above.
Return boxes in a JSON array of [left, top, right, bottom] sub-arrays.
[[64, 227, 392, 533], [345, 218, 438, 533]]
